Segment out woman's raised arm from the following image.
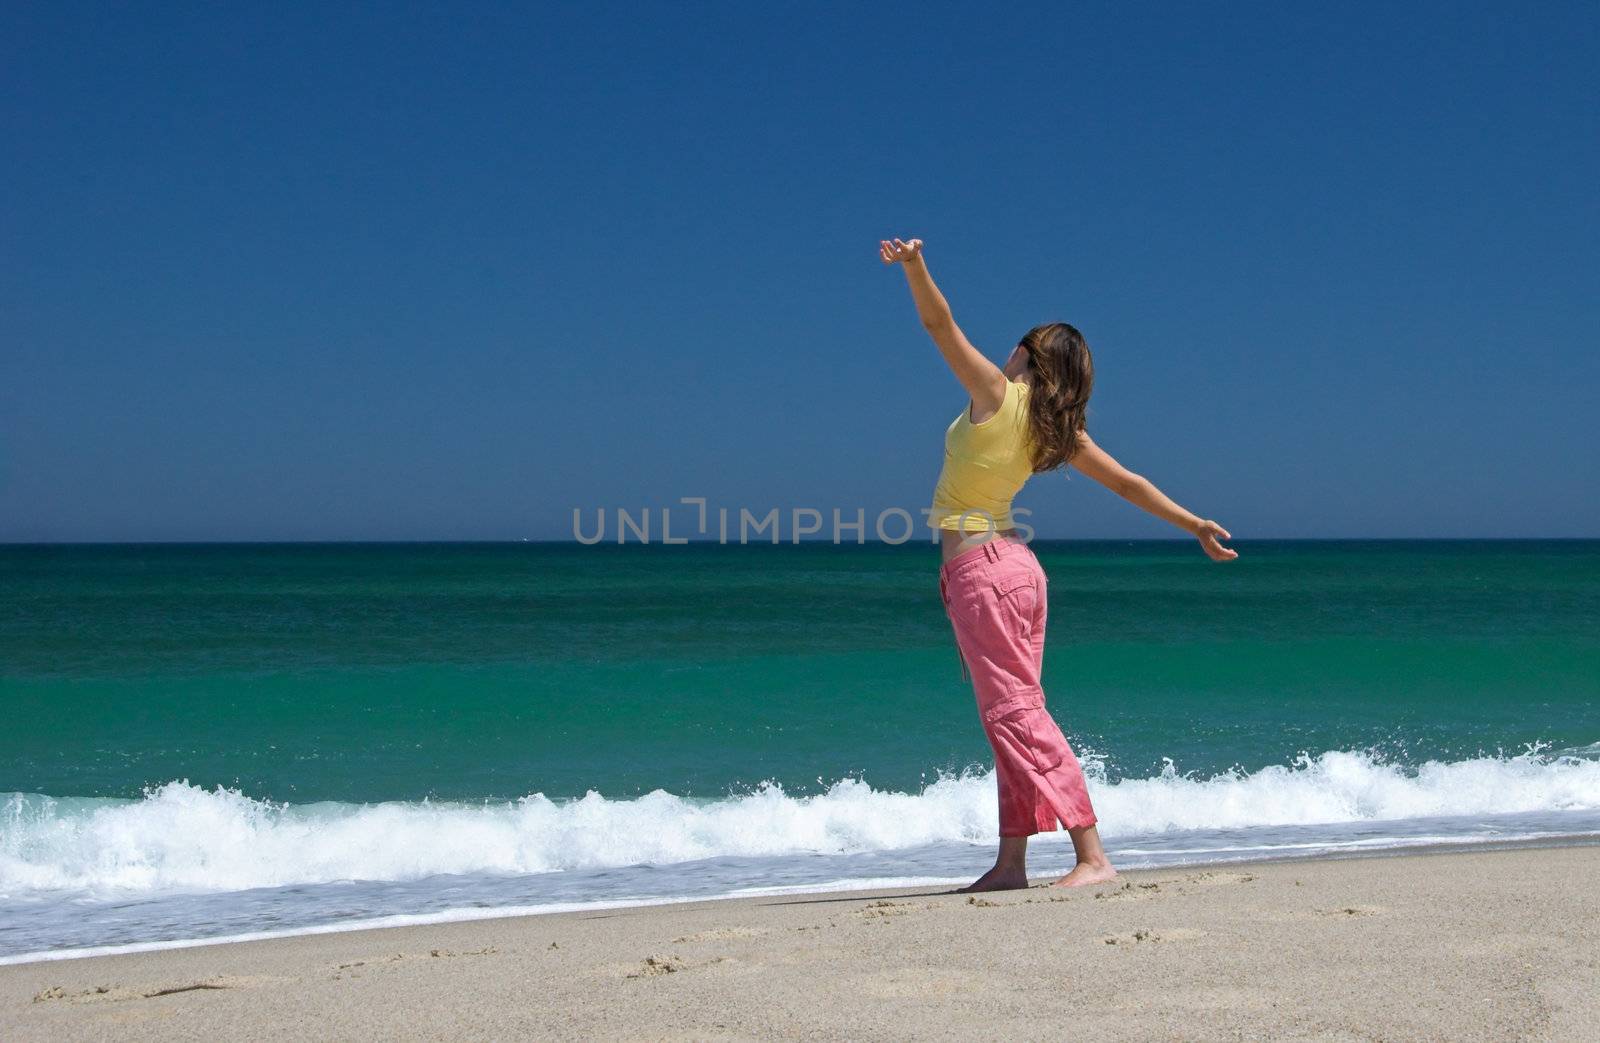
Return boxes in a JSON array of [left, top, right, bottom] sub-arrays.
[[880, 237, 1007, 415], [1069, 430, 1238, 561]]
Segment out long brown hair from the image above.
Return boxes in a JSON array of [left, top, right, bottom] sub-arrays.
[[1019, 322, 1094, 473]]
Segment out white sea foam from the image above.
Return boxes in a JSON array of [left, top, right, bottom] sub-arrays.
[[3, 746, 1597, 899]]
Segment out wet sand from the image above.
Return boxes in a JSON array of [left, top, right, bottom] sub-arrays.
[[4, 844, 1597, 1041]]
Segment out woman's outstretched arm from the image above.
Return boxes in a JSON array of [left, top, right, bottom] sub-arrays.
[[880, 237, 1007, 415], [1069, 431, 1238, 561]]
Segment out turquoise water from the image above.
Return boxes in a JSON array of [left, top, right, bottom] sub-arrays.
[[2, 540, 1598, 961]]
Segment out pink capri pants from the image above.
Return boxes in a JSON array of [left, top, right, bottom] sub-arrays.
[[939, 536, 1098, 838]]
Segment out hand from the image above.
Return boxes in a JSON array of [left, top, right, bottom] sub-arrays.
[[1195, 520, 1238, 561], [879, 237, 924, 264]]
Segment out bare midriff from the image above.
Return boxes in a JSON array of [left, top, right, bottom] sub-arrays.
[[939, 526, 1021, 563]]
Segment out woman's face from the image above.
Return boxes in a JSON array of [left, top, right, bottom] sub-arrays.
[[1003, 344, 1031, 381]]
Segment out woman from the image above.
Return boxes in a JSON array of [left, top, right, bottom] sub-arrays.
[[880, 236, 1238, 893]]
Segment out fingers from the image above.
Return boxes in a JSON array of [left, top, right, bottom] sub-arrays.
[[878, 237, 921, 262]]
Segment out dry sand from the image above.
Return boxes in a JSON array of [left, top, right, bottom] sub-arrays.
[[4, 844, 1597, 1041]]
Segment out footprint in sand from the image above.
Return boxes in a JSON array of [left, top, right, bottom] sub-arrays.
[[1315, 904, 1385, 918], [670, 926, 772, 943], [622, 953, 733, 979], [33, 975, 284, 1004], [330, 947, 497, 979], [1253, 904, 1387, 926], [858, 899, 917, 919], [1092, 872, 1256, 901], [428, 946, 498, 957], [628, 954, 686, 977], [1093, 881, 1167, 902], [1100, 927, 1206, 946], [1182, 871, 1257, 887]]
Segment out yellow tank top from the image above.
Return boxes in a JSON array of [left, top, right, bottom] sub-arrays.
[[929, 379, 1034, 531]]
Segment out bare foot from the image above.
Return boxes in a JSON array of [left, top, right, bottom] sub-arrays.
[[1049, 862, 1118, 888], [954, 866, 1030, 893]]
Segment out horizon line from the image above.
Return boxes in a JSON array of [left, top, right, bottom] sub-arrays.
[[3, 536, 1598, 548]]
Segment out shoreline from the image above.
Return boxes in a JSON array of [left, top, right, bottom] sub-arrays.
[[5, 841, 1595, 1040], [3, 831, 1600, 972], [6, 831, 1593, 972], [5, 831, 1598, 970]]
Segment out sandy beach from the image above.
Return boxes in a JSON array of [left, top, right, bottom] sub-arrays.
[[2, 843, 1596, 1041]]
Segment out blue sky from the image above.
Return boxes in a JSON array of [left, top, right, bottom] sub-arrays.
[[3, 2, 1596, 541]]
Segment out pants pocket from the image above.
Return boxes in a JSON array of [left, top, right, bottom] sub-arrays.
[[980, 691, 1043, 725], [983, 699, 1065, 774], [1025, 714, 1065, 772], [991, 571, 1038, 635]]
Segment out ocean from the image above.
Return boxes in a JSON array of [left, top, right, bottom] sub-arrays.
[[2, 539, 1598, 963]]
